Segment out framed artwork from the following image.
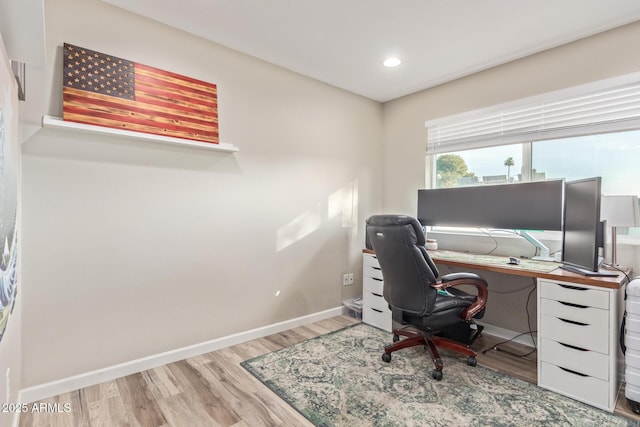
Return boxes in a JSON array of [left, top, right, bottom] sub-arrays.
[[62, 43, 219, 144], [0, 34, 19, 344]]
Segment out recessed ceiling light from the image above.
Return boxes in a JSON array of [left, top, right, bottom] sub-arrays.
[[383, 57, 402, 68]]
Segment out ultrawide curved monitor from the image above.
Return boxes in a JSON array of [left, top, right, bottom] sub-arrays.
[[417, 180, 564, 231]]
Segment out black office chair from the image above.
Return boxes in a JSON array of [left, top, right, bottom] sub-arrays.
[[366, 214, 489, 380]]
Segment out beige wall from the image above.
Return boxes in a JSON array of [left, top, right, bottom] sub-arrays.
[[20, 0, 382, 387], [382, 21, 640, 333]]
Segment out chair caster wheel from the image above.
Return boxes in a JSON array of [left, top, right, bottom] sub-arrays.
[[392, 334, 400, 342], [432, 369, 443, 381], [467, 356, 477, 367], [382, 353, 392, 363]]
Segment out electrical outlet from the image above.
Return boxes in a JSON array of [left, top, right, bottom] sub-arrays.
[[343, 273, 354, 286], [343, 274, 350, 286]]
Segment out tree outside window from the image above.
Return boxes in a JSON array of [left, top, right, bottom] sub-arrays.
[[504, 157, 515, 181], [436, 154, 476, 188]]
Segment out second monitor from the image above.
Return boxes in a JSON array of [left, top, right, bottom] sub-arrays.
[[561, 177, 612, 276]]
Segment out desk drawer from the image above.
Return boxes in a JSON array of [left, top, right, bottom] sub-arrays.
[[363, 288, 388, 312], [363, 254, 380, 268], [540, 314, 609, 354], [363, 275, 384, 295], [364, 265, 383, 281], [540, 299, 608, 327], [540, 362, 610, 410], [362, 305, 392, 332], [539, 338, 609, 381], [540, 281, 609, 309]]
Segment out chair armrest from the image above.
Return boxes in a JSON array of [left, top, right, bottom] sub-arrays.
[[433, 273, 488, 320], [440, 272, 485, 283]]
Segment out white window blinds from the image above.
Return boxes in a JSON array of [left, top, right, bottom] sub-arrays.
[[426, 80, 640, 154]]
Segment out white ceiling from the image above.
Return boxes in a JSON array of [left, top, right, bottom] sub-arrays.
[[102, 0, 640, 102]]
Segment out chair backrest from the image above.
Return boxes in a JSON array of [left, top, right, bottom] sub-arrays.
[[366, 215, 440, 316]]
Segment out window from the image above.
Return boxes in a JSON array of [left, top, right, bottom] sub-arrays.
[[432, 131, 640, 237], [435, 129, 640, 193], [427, 75, 640, 237]]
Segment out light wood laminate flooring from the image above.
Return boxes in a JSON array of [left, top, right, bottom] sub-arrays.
[[19, 316, 640, 426]]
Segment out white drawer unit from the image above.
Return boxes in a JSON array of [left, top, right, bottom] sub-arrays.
[[537, 279, 621, 412], [362, 253, 392, 332]]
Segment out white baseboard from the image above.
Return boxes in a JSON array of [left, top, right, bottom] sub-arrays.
[[19, 306, 343, 404], [479, 322, 537, 349]]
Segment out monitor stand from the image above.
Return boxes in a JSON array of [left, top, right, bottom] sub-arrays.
[[516, 230, 555, 262], [560, 264, 618, 277]]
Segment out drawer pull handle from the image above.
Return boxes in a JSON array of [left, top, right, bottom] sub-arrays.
[[372, 266, 382, 271], [559, 366, 588, 377], [558, 317, 588, 326], [371, 292, 383, 297], [558, 284, 587, 291], [559, 342, 588, 352], [372, 277, 383, 282], [559, 301, 588, 309], [371, 308, 383, 313]]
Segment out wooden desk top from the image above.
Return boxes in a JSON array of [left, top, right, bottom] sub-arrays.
[[363, 248, 629, 289]]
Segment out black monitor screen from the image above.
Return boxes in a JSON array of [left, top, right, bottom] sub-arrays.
[[417, 180, 564, 231], [562, 177, 603, 273]]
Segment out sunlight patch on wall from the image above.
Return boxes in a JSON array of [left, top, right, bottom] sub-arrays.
[[276, 179, 359, 252], [276, 203, 322, 252], [328, 179, 358, 228]]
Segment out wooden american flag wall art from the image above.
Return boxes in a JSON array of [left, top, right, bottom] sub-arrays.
[[62, 43, 219, 144]]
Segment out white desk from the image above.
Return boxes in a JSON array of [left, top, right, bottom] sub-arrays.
[[362, 249, 629, 412]]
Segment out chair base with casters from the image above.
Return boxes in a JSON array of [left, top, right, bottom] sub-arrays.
[[379, 273, 488, 381], [381, 323, 483, 381]]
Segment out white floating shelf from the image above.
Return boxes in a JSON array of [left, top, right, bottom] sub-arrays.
[[41, 116, 239, 153]]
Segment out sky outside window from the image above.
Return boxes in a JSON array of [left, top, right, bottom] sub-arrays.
[[532, 130, 640, 196]]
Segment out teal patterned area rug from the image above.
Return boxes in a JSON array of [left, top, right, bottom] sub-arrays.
[[241, 323, 636, 426]]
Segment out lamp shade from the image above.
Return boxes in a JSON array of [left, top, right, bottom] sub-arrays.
[[601, 195, 640, 227]]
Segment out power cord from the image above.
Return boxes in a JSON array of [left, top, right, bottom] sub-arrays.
[[440, 263, 539, 359], [600, 262, 632, 282], [489, 282, 535, 294], [478, 228, 499, 255], [483, 228, 539, 259], [481, 280, 538, 359], [481, 330, 538, 359]]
